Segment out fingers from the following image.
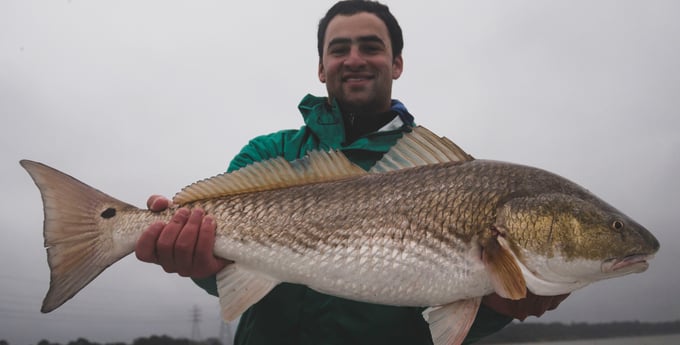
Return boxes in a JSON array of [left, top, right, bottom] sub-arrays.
[[193, 215, 231, 278], [174, 208, 205, 276], [147, 194, 171, 212], [524, 291, 570, 317], [155, 208, 190, 273], [546, 293, 570, 311], [136, 206, 228, 278], [136, 221, 165, 263], [482, 291, 570, 321], [482, 293, 525, 320]]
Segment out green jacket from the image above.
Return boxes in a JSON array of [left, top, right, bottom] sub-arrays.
[[193, 94, 512, 345]]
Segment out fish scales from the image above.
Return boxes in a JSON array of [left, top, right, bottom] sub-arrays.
[[203, 161, 506, 246], [170, 161, 565, 304]]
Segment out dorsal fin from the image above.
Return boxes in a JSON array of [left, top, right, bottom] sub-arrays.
[[173, 126, 470, 204], [173, 149, 367, 204], [370, 126, 474, 173]]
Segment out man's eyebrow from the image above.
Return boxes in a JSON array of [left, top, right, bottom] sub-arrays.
[[327, 35, 386, 48], [358, 35, 386, 45]]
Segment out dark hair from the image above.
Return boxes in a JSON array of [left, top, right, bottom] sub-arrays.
[[317, 0, 403, 61]]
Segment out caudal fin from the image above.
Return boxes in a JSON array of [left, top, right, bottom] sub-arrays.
[[20, 160, 139, 312]]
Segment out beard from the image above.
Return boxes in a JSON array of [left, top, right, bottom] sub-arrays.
[[330, 84, 392, 115]]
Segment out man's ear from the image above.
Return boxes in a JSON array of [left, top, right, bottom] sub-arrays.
[[392, 55, 404, 80], [318, 62, 326, 83]]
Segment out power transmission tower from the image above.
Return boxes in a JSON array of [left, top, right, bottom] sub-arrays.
[[191, 305, 202, 341]]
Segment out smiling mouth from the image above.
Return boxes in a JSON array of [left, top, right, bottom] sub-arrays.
[[343, 76, 373, 82]]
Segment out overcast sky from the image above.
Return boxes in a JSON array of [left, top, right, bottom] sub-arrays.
[[1, 1, 679, 344]]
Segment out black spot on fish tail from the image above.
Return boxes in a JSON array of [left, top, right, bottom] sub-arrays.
[[100, 208, 116, 219]]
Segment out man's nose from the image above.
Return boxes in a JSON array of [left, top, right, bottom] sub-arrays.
[[343, 47, 366, 68]]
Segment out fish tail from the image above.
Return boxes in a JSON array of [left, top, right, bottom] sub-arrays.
[[20, 160, 139, 313]]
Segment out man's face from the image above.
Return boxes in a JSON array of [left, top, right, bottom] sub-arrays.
[[318, 12, 403, 114]]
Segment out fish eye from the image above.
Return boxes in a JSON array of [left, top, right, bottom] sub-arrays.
[[611, 220, 625, 230]]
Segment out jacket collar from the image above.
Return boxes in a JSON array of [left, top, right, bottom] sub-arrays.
[[297, 94, 415, 149]]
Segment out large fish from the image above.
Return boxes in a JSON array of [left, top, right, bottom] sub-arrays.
[[21, 126, 659, 345]]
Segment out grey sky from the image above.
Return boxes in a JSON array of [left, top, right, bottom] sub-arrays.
[[1, 1, 679, 344]]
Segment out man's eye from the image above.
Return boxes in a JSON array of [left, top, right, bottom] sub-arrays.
[[362, 45, 382, 54], [329, 47, 349, 56]]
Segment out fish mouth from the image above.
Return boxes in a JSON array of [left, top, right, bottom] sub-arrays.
[[602, 254, 654, 274]]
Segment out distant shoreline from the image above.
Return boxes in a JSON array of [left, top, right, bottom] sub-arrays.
[[477, 320, 680, 344]]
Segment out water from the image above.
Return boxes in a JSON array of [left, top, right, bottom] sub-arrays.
[[516, 334, 680, 345]]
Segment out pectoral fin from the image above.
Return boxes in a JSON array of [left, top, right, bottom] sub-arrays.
[[216, 265, 279, 321], [423, 298, 482, 345], [481, 234, 526, 300]]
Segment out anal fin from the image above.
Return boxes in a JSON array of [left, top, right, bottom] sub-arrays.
[[423, 298, 482, 345], [216, 265, 279, 321]]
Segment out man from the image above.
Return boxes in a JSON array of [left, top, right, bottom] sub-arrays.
[[136, 1, 568, 344]]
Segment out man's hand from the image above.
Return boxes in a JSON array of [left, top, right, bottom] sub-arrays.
[[482, 291, 569, 321], [135, 195, 230, 278]]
